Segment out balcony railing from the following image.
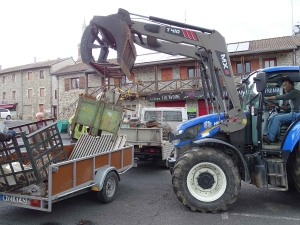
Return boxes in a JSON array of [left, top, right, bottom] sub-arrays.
[[107, 74, 246, 96], [108, 77, 202, 95]]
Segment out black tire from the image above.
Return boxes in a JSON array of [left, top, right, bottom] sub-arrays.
[[172, 147, 240, 213], [6, 115, 11, 120], [291, 144, 300, 192], [97, 171, 118, 203]]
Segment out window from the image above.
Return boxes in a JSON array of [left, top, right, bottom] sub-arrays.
[[122, 76, 132, 85], [236, 61, 251, 74], [28, 89, 33, 98], [71, 78, 79, 89], [180, 66, 195, 79], [28, 72, 33, 80], [12, 91, 16, 99], [12, 74, 16, 82], [2, 76, 5, 84], [2, 92, 6, 101], [161, 68, 173, 81], [39, 104, 44, 112], [102, 77, 108, 86], [40, 88, 45, 97], [64, 77, 84, 91], [55, 90, 57, 99], [163, 111, 183, 122], [263, 58, 276, 68], [39, 70, 44, 79], [187, 67, 195, 78]]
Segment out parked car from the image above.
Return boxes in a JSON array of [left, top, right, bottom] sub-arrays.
[[0, 108, 12, 120]]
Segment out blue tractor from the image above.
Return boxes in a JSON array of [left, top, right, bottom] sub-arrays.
[[80, 8, 300, 212], [168, 66, 300, 212]]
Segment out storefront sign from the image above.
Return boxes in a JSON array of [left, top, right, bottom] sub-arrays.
[[148, 91, 203, 102], [149, 85, 280, 102]]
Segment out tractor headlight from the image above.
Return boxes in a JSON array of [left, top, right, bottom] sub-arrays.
[[176, 130, 183, 135]]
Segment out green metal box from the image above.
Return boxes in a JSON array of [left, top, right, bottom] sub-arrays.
[[71, 97, 124, 141]]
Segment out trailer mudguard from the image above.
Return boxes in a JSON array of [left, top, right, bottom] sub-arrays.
[[92, 166, 120, 191], [193, 138, 250, 182], [282, 120, 300, 151]]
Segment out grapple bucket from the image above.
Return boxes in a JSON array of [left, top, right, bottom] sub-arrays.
[[81, 12, 137, 78]]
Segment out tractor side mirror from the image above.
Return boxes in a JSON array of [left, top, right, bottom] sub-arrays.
[[254, 72, 267, 92]]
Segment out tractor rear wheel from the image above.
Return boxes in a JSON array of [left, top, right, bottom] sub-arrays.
[[172, 147, 240, 213], [291, 144, 300, 192]]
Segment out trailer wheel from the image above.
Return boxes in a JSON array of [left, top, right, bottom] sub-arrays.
[[291, 144, 300, 192], [97, 171, 118, 203], [172, 147, 240, 213]]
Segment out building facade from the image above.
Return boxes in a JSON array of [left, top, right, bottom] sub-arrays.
[[1, 35, 299, 121], [0, 58, 75, 120], [109, 35, 300, 118]]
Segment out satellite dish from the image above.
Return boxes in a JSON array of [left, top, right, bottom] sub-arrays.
[[293, 24, 300, 34]]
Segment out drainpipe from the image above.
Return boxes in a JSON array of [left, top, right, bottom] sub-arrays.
[[84, 72, 88, 94], [293, 48, 297, 65], [56, 75, 60, 119], [20, 69, 23, 119], [49, 67, 52, 117]]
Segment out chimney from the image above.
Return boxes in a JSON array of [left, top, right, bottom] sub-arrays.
[[34, 57, 36, 64], [0, 65, 2, 71]]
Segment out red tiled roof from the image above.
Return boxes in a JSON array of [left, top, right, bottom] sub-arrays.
[[0, 58, 72, 74], [229, 36, 300, 56]]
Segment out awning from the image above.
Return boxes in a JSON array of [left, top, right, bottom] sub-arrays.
[[0, 103, 17, 109]]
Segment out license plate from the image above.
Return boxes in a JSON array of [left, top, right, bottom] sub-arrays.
[[0, 195, 28, 204]]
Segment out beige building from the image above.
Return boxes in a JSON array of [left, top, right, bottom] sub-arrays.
[[0, 58, 75, 120]]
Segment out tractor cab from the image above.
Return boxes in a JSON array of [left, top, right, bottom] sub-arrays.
[[242, 66, 300, 149]]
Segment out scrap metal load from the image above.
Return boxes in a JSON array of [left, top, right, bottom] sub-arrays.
[[71, 91, 125, 141], [0, 123, 67, 192]]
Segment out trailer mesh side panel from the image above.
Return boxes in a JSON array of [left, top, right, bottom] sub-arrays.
[[69, 134, 127, 160], [0, 123, 67, 191]]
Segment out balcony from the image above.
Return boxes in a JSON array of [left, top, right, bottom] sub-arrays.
[[109, 77, 201, 96], [107, 73, 245, 97]]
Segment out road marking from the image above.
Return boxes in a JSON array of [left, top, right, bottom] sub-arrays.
[[229, 213, 300, 221], [221, 213, 228, 219]]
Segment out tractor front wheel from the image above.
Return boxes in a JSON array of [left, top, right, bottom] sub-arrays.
[[172, 147, 240, 213]]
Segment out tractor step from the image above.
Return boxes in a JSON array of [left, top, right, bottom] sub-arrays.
[[266, 158, 288, 191]]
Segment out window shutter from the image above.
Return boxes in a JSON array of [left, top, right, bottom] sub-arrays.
[[130, 73, 134, 81], [180, 66, 187, 79], [162, 68, 173, 81], [79, 77, 85, 89], [251, 59, 259, 71], [64, 78, 70, 91], [231, 61, 236, 74]]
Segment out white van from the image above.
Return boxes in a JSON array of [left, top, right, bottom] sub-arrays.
[[141, 107, 188, 132]]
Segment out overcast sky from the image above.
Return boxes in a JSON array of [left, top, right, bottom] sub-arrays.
[[0, 0, 299, 69]]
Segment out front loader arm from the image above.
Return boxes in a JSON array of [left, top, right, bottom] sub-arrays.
[[80, 8, 247, 133]]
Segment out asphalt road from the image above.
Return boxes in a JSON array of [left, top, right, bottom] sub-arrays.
[[1, 121, 300, 225]]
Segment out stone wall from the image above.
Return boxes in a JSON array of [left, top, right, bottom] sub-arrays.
[[56, 73, 103, 120]]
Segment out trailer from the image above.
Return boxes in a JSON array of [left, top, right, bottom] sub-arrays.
[[0, 118, 134, 212], [119, 127, 173, 165]]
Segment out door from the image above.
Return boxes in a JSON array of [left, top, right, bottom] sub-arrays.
[[198, 100, 207, 116]]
